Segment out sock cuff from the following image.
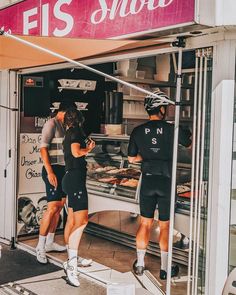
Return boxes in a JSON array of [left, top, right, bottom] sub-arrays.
[[137, 249, 146, 253]]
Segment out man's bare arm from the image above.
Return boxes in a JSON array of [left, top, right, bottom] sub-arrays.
[[128, 154, 143, 164], [40, 147, 58, 188]]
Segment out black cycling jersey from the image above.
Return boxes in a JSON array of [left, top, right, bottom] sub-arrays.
[[63, 126, 87, 172], [128, 120, 191, 176]]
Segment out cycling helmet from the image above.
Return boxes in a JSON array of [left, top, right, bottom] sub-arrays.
[[144, 90, 170, 112]]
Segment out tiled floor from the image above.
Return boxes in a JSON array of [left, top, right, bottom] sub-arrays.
[[19, 210, 189, 294]]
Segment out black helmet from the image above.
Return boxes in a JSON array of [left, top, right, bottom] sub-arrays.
[[144, 90, 170, 112]]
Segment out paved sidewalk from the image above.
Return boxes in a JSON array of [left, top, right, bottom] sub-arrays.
[[0, 243, 106, 295]]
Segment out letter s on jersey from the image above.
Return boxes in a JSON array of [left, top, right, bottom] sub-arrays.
[[152, 138, 157, 144]]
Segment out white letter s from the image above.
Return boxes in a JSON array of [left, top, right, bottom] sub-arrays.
[[53, 0, 74, 37]]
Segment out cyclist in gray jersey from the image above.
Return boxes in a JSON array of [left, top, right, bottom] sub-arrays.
[[36, 102, 73, 264]]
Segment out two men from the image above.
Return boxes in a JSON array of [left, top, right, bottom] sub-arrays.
[[128, 90, 191, 279], [36, 102, 92, 268]]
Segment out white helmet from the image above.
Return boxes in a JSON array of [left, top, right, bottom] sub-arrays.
[[144, 90, 170, 112]]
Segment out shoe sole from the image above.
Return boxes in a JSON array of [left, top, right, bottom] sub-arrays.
[[36, 259, 48, 265], [65, 276, 80, 287], [45, 249, 67, 253]]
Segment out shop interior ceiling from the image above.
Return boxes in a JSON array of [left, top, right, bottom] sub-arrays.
[[0, 34, 172, 70]]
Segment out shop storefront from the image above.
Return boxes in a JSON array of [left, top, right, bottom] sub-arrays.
[[0, 1, 236, 295]]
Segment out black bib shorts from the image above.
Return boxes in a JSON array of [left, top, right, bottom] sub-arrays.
[[42, 165, 66, 202], [62, 169, 88, 212], [140, 174, 171, 221]]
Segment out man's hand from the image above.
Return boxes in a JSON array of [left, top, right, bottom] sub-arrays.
[[87, 139, 95, 152], [47, 172, 58, 189]]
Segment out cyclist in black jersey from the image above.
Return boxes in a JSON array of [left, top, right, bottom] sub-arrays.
[[128, 90, 191, 280], [62, 108, 95, 287]]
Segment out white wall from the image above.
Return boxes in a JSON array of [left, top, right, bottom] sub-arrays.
[[206, 40, 236, 295], [0, 70, 18, 242], [198, 0, 236, 26], [215, 0, 236, 26]]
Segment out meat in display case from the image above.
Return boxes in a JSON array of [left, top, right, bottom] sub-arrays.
[[86, 135, 141, 201]]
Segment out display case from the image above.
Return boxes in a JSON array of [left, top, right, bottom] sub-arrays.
[[87, 135, 141, 202], [87, 134, 193, 212]]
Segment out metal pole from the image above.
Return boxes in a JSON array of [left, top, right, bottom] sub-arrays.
[[187, 55, 199, 295], [0, 30, 174, 105], [191, 53, 203, 295], [166, 47, 182, 295], [194, 54, 208, 295]]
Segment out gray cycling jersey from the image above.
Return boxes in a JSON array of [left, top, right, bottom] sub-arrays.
[[40, 117, 65, 166]]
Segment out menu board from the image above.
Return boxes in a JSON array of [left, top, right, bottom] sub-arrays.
[[19, 133, 45, 194], [17, 133, 63, 236]]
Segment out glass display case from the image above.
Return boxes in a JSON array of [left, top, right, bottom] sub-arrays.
[[87, 134, 193, 212], [87, 135, 141, 202]]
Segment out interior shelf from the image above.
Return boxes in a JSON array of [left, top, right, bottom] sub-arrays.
[[106, 76, 194, 89]]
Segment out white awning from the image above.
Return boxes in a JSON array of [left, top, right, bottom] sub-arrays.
[[0, 30, 175, 104], [0, 33, 137, 70]]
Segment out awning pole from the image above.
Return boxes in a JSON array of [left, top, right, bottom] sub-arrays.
[[194, 53, 208, 295], [0, 30, 174, 105], [166, 46, 183, 295]]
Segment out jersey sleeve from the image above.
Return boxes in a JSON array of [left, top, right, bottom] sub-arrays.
[[40, 120, 55, 148], [128, 129, 139, 157], [179, 126, 192, 147], [70, 127, 86, 148]]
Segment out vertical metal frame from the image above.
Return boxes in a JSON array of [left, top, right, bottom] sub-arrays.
[[166, 47, 183, 295], [187, 55, 199, 295]]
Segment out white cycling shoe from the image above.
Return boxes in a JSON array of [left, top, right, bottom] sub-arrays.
[[64, 257, 80, 287], [45, 242, 67, 252], [63, 257, 93, 273], [77, 257, 93, 267], [36, 247, 48, 264]]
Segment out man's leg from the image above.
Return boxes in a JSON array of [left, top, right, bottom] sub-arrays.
[[64, 207, 74, 246], [64, 207, 92, 267], [158, 219, 179, 279], [133, 216, 153, 275], [45, 198, 67, 252], [66, 210, 88, 287], [159, 220, 169, 273], [36, 201, 62, 263]]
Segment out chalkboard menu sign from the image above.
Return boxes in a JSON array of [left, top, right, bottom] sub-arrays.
[[17, 133, 63, 237], [19, 133, 45, 194]]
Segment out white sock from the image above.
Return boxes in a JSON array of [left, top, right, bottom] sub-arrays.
[[68, 248, 78, 261], [137, 249, 146, 267], [37, 235, 46, 249], [161, 251, 168, 271], [66, 244, 69, 254], [46, 232, 55, 245]]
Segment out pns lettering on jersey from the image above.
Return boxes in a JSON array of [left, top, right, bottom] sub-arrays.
[[145, 128, 163, 135]]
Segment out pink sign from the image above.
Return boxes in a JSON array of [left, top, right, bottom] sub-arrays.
[[0, 0, 195, 39]]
